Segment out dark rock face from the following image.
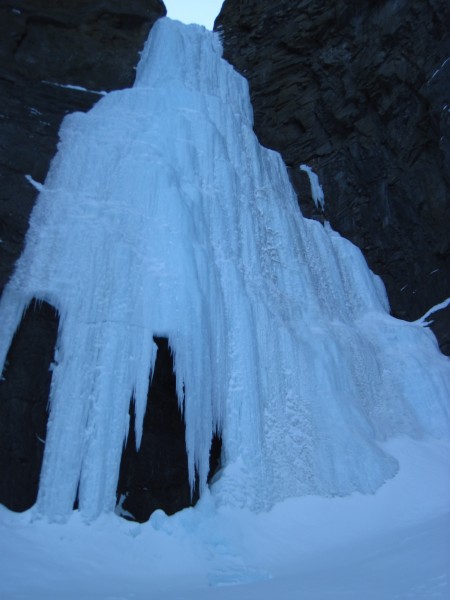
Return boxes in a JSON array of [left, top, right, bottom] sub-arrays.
[[0, 0, 166, 513], [216, 0, 450, 354], [117, 337, 222, 523], [0, 300, 59, 511]]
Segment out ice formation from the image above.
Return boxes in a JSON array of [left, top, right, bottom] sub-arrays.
[[299, 164, 325, 210], [0, 18, 449, 520]]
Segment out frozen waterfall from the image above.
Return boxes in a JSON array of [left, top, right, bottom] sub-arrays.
[[0, 18, 449, 521]]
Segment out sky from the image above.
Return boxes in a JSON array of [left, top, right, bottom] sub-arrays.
[[163, 0, 224, 29]]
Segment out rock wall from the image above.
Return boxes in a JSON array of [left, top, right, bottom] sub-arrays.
[[0, 300, 59, 511], [215, 0, 450, 354]]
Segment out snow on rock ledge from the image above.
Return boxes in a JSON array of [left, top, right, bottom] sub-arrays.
[[0, 18, 449, 520]]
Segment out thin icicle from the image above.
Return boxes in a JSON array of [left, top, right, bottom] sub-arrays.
[[300, 164, 325, 210], [414, 297, 450, 326]]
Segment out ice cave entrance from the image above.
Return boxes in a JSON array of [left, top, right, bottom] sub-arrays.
[[116, 336, 222, 523]]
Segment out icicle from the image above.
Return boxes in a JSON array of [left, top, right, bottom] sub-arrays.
[[300, 164, 325, 210], [414, 297, 450, 326]]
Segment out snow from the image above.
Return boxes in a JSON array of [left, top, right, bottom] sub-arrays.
[[300, 164, 325, 209], [0, 438, 449, 599], [0, 16, 449, 533]]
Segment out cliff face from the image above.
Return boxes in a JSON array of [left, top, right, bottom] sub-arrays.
[[215, 0, 450, 354], [0, 0, 166, 513]]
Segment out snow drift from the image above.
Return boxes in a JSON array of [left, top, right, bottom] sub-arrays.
[[0, 18, 449, 521]]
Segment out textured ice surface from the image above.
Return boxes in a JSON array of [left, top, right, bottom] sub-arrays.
[[0, 18, 449, 520]]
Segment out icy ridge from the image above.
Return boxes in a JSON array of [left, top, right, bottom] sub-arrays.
[[0, 18, 449, 520]]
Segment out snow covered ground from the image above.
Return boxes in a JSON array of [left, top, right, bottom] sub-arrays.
[[1, 437, 449, 599]]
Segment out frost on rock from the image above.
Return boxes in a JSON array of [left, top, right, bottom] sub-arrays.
[[0, 18, 449, 520]]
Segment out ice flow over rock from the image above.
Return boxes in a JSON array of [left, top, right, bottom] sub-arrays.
[[0, 18, 449, 520]]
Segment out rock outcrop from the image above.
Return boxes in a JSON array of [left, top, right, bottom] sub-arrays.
[[0, 0, 166, 513], [215, 0, 450, 354]]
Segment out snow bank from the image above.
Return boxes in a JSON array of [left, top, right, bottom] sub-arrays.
[[0, 438, 449, 599]]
